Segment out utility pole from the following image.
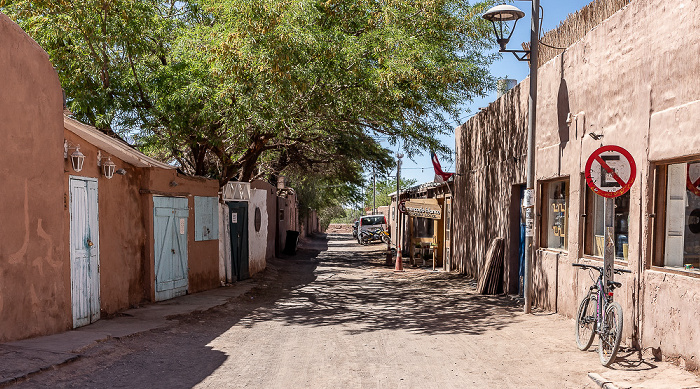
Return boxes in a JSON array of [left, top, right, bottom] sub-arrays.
[[372, 168, 376, 214]]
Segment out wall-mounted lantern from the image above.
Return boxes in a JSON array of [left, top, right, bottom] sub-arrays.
[[102, 157, 116, 179], [64, 140, 86, 172], [97, 151, 117, 179]]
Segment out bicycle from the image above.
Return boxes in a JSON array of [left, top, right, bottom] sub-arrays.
[[572, 263, 631, 366]]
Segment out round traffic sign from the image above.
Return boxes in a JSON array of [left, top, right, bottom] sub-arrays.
[[585, 145, 636, 198], [398, 200, 407, 214], [687, 163, 700, 197]]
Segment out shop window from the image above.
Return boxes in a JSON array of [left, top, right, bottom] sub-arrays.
[[584, 187, 630, 260], [541, 179, 569, 251], [414, 217, 434, 238], [655, 161, 700, 271]]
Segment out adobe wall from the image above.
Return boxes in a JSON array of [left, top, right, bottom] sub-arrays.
[[0, 13, 66, 341], [62, 131, 149, 315], [141, 169, 220, 296], [455, 0, 700, 363], [454, 82, 527, 292]]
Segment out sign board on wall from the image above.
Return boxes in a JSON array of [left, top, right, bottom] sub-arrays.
[[404, 201, 442, 219]]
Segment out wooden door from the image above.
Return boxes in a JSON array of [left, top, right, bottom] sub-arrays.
[[154, 196, 189, 301], [228, 201, 249, 281], [443, 197, 452, 272], [70, 177, 100, 328]]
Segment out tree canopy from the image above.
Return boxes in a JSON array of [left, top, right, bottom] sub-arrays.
[[2, 0, 495, 197]]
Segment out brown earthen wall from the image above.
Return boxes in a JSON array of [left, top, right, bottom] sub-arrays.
[[454, 0, 700, 363], [0, 13, 66, 341], [141, 169, 220, 296], [62, 131, 149, 315]]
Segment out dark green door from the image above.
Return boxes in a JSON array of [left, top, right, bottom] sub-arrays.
[[228, 201, 249, 281]]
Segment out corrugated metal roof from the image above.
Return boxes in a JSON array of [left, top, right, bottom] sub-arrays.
[[64, 115, 174, 170]]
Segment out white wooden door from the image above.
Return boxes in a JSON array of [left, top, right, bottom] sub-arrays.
[[154, 196, 189, 301], [70, 177, 100, 328], [665, 163, 686, 267]]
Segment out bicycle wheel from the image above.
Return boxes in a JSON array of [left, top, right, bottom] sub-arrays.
[[599, 301, 623, 366], [575, 294, 596, 351]]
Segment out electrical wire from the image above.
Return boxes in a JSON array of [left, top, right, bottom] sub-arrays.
[[538, 5, 568, 50]]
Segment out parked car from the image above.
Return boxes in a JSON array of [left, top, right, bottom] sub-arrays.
[[357, 214, 387, 244], [352, 220, 359, 238]]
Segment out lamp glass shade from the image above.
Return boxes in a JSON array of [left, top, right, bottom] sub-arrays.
[[482, 5, 525, 22], [71, 147, 85, 172], [103, 157, 116, 179]]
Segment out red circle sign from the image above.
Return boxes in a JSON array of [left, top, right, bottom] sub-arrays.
[[687, 163, 700, 197], [585, 145, 636, 198], [398, 200, 407, 214]]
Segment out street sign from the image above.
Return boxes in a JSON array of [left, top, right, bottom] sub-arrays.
[[398, 200, 407, 214], [687, 163, 700, 197], [584, 145, 636, 198]]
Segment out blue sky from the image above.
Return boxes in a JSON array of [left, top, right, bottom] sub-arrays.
[[384, 0, 594, 185]]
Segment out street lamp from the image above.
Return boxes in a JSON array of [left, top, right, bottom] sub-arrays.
[[483, 1, 539, 314], [394, 153, 405, 272]]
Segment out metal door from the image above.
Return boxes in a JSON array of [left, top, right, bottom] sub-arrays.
[[228, 201, 249, 281], [154, 196, 189, 301], [70, 177, 100, 328]]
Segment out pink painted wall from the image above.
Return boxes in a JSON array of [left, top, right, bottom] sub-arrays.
[[455, 0, 700, 366], [0, 13, 66, 341]]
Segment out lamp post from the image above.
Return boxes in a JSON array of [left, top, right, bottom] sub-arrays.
[[394, 153, 405, 272], [483, 1, 539, 314]]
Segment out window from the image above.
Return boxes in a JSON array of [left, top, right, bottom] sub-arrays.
[[655, 161, 700, 272], [194, 196, 219, 241], [584, 186, 630, 260], [541, 179, 569, 250], [413, 217, 434, 238]]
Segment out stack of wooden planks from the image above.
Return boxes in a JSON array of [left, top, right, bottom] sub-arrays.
[[477, 237, 505, 295]]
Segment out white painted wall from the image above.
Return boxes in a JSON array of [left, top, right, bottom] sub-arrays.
[[248, 189, 269, 275], [218, 202, 231, 284]]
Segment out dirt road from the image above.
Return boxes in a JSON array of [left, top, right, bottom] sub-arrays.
[[13, 233, 648, 388]]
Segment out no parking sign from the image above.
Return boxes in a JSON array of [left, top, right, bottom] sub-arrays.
[[584, 145, 636, 198]]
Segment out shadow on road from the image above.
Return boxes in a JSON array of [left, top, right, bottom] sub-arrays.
[[242, 233, 523, 336]]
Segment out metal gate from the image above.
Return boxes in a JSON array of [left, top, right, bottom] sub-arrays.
[[69, 177, 100, 328], [228, 201, 249, 281], [154, 196, 189, 301]]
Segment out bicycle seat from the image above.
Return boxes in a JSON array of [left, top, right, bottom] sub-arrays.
[[607, 280, 622, 289]]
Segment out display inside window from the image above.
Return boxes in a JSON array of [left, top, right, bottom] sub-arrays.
[[413, 217, 434, 238], [662, 162, 700, 271], [585, 188, 630, 260], [544, 180, 568, 250]]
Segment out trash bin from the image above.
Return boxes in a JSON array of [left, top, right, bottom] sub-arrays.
[[283, 230, 300, 255]]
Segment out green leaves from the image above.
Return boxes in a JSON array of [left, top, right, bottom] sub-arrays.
[[3, 0, 495, 210]]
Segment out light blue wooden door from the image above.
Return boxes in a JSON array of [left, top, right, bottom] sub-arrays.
[[70, 177, 100, 328], [154, 196, 189, 301]]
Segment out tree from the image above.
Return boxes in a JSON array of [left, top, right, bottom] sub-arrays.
[[2, 0, 496, 187]]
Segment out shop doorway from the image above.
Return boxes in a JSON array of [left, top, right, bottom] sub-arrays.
[[508, 185, 526, 295]]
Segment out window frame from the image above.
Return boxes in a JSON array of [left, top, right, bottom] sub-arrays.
[[582, 184, 631, 262], [651, 160, 700, 278], [539, 178, 570, 252]]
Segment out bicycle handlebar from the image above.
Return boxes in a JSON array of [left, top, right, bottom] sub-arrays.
[[572, 263, 631, 274]]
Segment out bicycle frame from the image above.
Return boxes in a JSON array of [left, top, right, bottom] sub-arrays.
[[573, 262, 630, 366]]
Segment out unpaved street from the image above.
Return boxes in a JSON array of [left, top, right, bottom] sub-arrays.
[[14, 233, 630, 388]]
